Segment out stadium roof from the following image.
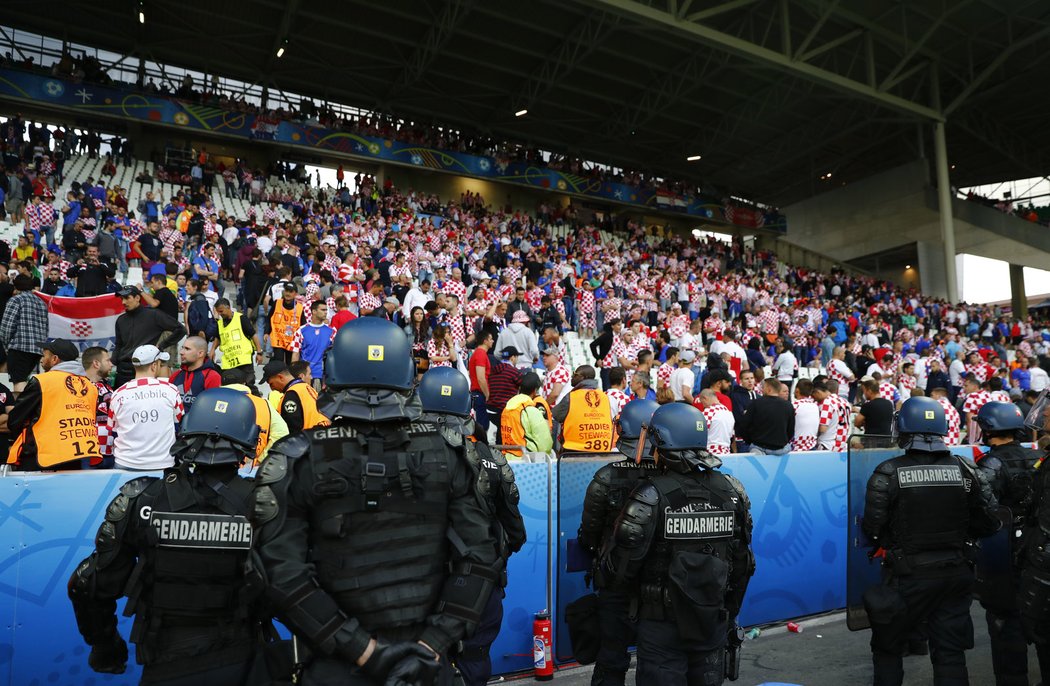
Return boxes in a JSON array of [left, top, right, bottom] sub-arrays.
[[8, 0, 1050, 207]]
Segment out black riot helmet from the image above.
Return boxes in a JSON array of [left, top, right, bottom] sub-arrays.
[[419, 366, 471, 417], [645, 402, 721, 473], [172, 387, 260, 465], [615, 399, 658, 460], [320, 317, 422, 423]]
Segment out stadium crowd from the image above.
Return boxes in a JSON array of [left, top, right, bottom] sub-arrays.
[[0, 116, 1049, 471]]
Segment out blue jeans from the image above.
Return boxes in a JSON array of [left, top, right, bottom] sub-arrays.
[[751, 444, 790, 456]]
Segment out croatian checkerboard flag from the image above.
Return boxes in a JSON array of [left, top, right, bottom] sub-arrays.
[[33, 292, 124, 351]]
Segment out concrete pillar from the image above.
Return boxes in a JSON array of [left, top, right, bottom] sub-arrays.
[[933, 122, 959, 302], [1010, 263, 1028, 319], [375, 163, 387, 188], [916, 240, 948, 300]]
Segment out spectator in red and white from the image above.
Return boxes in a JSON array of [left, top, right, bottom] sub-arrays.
[[964, 350, 994, 383], [930, 387, 962, 446], [870, 373, 901, 407], [813, 380, 850, 452], [670, 350, 697, 403], [961, 374, 993, 443], [425, 323, 458, 369], [606, 366, 632, 420], [791, 379, 820, 451], [655, 346, 677, 395], [698, 389, 735, 456], [827, 346, 855, 399], [542, 325, 568, 368], [541, 347, 571, 407], [898, 361, 918, 401], [987, 376, 1011, 404], [107, 345, 183, 471], [82, 345, 114, 466]]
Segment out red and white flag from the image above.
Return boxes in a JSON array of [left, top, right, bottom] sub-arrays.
[[33, 293, 123, 350]]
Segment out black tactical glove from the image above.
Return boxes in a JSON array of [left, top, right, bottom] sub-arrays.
[[361, 640, 431, 682], [88, 632, 128, 674], [384, 644, 442, 686]]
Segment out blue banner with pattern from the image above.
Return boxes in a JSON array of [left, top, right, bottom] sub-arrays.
[[0, 68, 786, 232], [0, 448, 893, 684]]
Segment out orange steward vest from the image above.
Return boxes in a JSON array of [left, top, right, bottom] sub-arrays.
[[284, 382, 329, 430], [560, 387, 614, 452], [247, 394, 272, 464], [270, 301, 303, 350], [9, 371, 100, 468]]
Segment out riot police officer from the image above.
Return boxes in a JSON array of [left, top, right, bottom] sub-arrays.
[[1017, 390, 1050, 680], [975, 401, 1043, 686], [418, 365, 526, 686], [68, 387, 270, 685], [577, 398, 659, 686], [601, 402, 755, 686], [862, 395, 1001, 686], [252, 317, 501, 685]]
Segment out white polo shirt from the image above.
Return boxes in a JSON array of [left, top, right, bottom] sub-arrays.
[[108, 377, 184, 471]]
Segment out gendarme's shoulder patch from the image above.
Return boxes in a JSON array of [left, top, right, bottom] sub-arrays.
[[150, 512, 252, 549], [896, 464, 963, 488], [664, 511, 735, 539]]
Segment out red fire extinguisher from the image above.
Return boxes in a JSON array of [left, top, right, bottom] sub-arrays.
[[533, 610, 553, 680]]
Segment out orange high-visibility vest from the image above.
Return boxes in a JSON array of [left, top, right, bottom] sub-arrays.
[[501, 396, 534, 456], [560, 387, 614, 453], [284, 382, 329, 430], [247, 394, 272, 463], [270, 301, 303, 350], [9, 371, 100, 468]]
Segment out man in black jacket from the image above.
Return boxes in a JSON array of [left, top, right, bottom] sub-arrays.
[[589, 319, 622, 390], [68, 245, 115, 297], [113, 286, 183, 388], [729, 369, 760, 451], [736, 378, 795, 455]]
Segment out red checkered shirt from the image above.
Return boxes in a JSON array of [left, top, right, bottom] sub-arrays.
[[702, 403, 735, 456], [935, 396, 962, 446], [656, 362, 674, 388], [94, 380, 114, 457], [426, 339, 454, 368], [878, 382, 900, 404], [542, 364, 571, 401], [818, 396, 850, 451], [791, 397, 820, 451], [358, 291, 382, 314], [963, 390, 993, 443], [608, 388, 631, 421]]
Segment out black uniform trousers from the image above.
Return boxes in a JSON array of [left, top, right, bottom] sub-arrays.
[[457, 587, 505, 686], [869, 567, 974, 686], [141, 658, 261, 686], [303, 657, 454, 686], [636, 619, 723, 686], [591, 588, 636, 686]]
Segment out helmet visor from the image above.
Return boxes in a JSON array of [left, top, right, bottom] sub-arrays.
[[1025, 389, 1050, 432]]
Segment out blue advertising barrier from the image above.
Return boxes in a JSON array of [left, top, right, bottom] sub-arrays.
[[0, 68, 787, 232], [0, 447, 981, 684]]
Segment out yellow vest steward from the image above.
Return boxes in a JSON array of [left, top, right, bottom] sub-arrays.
[[284, 383, 329, 429], [270, 302, 303, 351], [561, 388, 614, 453], [9, 371, 100, 467], [218, 312, 255, 369]]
